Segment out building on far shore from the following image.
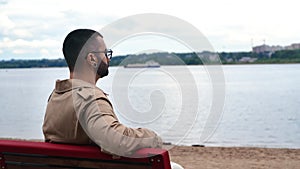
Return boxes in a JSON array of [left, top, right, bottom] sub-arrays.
[[252, 44, 283, 54], [285, 43, 300, 50], [252, 43, 300, 57]]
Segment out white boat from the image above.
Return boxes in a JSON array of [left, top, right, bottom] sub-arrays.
[[124, 61, 160, 68]]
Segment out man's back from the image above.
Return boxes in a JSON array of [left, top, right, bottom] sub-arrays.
[[43, 79, 94, 144]]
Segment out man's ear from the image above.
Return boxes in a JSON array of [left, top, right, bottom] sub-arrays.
[[86, 53, 98, 65], [87, 53, 98, 68]]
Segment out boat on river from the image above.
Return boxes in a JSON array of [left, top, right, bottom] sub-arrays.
[[124, 61, 160, 68]]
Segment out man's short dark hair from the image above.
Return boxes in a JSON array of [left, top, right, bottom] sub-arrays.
[[62, 29, 103, 72]]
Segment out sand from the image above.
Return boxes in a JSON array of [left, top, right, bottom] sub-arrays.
[[166, 145, 300, 169]]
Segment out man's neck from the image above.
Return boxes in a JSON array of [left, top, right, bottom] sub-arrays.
[[70, 72, 98, 85]]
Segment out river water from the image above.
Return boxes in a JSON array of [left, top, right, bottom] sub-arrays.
[[0, 64, 299, 148]]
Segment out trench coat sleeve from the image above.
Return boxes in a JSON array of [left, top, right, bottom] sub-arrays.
[[74, 88, 162, 156]]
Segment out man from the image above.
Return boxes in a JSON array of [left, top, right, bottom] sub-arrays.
[[42, 29, 162, 156]]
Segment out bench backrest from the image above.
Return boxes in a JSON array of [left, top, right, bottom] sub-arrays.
[[0, 140, 171, 169]]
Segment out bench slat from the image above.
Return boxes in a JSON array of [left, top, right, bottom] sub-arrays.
[[6, 164, 77, 169], [3, 153, 151, 169]]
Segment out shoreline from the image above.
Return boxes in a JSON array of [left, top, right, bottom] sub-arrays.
[[1, 62, 300, 69], [2, 137, 299, 150]]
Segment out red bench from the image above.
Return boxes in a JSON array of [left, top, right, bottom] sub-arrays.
[[0, 139, 171, 169]]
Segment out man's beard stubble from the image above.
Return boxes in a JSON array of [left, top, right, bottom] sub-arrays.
[[97, 61, 109, 78]]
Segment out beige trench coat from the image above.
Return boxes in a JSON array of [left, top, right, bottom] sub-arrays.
[[43, 79, 162, 156]]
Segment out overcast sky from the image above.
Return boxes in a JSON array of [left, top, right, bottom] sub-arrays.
[[0, 0, 300, 60]]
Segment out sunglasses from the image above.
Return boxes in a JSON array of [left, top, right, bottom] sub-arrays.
[[90, 49, 113, 59]]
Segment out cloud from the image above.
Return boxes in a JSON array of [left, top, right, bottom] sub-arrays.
[[0, 0, 7, 5], [39, 48, 54, 58], [0, 38, 61, 59], [0, 38, 59, 48], [12, 49, 29, 54], [0, 14, 15, 34], [1, 0, 300, 58], [0, 0, 122, 59], [12, 29, 33, 38], [101, 14, 215, 54]]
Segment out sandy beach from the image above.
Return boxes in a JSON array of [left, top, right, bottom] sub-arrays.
[[167, 145, 300, 169]]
